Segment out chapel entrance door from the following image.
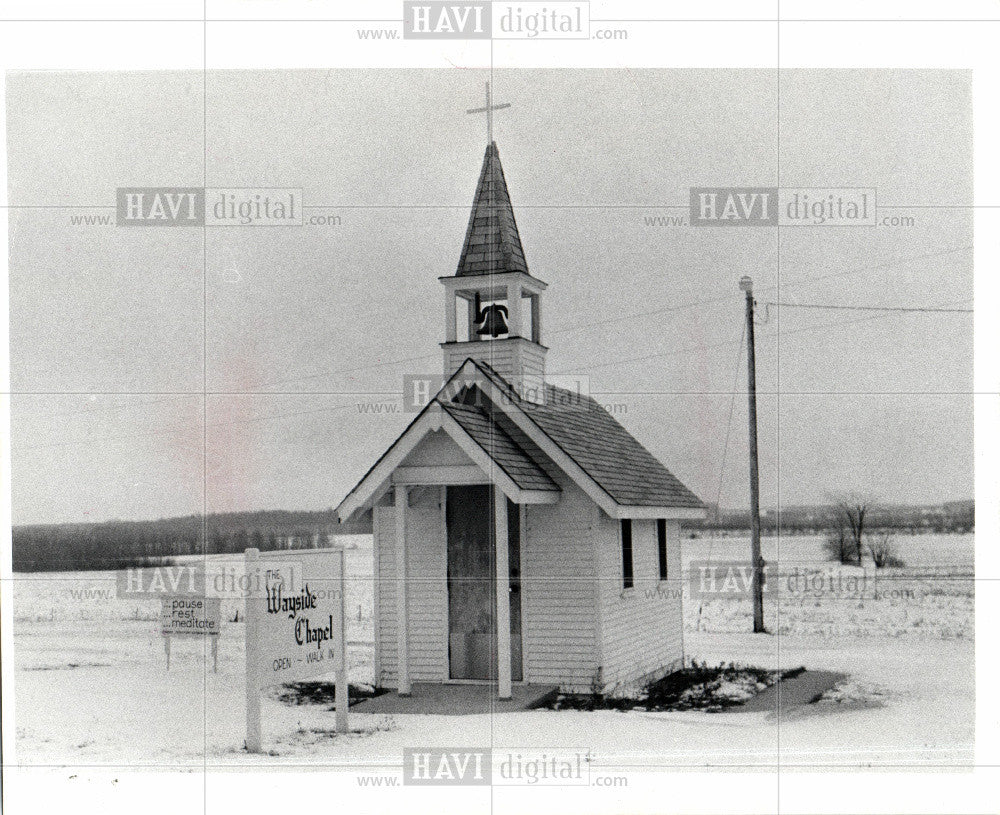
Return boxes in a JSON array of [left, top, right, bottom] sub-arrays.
[[446, 485, 522, 681]]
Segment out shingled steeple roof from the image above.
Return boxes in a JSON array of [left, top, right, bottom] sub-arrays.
[[456, 141, 530, 277]]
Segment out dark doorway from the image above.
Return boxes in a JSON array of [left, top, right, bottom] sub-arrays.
[[446, 485, 523, 681]]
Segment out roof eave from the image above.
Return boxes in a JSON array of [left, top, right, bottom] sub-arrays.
[[606, 505, 707, 520], [438, 270, 547, 294], [464, 358, 707, 519]]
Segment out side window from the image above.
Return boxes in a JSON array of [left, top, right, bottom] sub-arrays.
[[657, 519, 668, 581], [620, 519, 634, 589]]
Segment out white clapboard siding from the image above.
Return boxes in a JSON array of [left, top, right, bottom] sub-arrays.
[[596, 516, 684, 693], [522, 480, 599, 692], [406, 488, 448, 681], [376, 473, 606, 693], [374, 488, 448, 687], [444, 342, 515, 379], [519, 342, 546, 383]]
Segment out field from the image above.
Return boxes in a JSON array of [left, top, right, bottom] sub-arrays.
[[684, 532, 973, 641], [10, 532, 974, 767]]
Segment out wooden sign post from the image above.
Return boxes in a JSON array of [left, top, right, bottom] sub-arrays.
[[244, 547, 348, 753], [334, 548, 349, 735], [244, 548, 263, 753]]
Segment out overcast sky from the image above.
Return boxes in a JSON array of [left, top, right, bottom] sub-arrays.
[[7, 68, 973, 525]]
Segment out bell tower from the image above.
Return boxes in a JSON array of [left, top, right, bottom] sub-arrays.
[[440, 139, 548, 391]]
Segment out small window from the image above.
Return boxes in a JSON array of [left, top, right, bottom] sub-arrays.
[[620, 519, 634, 589], [657, 519, 668, 581]]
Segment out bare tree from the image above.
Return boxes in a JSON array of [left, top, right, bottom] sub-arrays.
[[867, 531, 904, 569], [823, 525, 857, 565], [830, 493, 872, 566]]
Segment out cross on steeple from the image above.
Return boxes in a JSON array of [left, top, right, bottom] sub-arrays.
[[466, 81, 511, 145]]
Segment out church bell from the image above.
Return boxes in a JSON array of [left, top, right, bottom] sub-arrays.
[[473, 292, 509, 338]]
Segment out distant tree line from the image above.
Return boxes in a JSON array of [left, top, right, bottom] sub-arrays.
[[12, 509, 365, 572], [700, 499, 974, 535]]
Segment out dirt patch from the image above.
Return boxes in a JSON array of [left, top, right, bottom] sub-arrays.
[[546, 663, 806, 713], [273, 681, 387, 709], [739, 669, 847, 713]]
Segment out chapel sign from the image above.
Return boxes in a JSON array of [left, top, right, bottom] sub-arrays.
[[243, 548, 348, 751]]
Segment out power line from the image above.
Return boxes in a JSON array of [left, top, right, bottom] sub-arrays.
[[766, 301, 973, 314], [696, 314, 746, 632], [12, 244, 975, 441], [24, 394, 199, 422], [547, 243, 972, 337], [18, 245, 967, 408], [257, 352, 440, 388], [555, 296, 972, 375], [12, 400, 397, 453], [231, 244, 976, 390]]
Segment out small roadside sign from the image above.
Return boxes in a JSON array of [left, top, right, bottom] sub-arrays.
[[160, 596, 222, 671]]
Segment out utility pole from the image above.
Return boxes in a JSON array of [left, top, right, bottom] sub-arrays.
[[740, 276, 766, 633]]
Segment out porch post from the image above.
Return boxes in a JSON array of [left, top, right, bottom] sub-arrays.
[[395, 486, 411, 695], [444, 288, 457, 343], [494, 485, 512, 700], [506, 279, 522, 339]]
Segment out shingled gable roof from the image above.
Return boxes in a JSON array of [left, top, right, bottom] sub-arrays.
[[437, 401, 558, 492], [464, 360, 705, 511], [456, 141, 530, 277], [334, 358, 704, 523], [333, 375, 561, 523]]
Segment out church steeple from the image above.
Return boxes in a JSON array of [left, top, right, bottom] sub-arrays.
[[440, 137, 548, 391], [455, 141, 530, 277]]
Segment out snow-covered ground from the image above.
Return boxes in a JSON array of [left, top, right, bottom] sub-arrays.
[[10, 533, 974, 767]]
